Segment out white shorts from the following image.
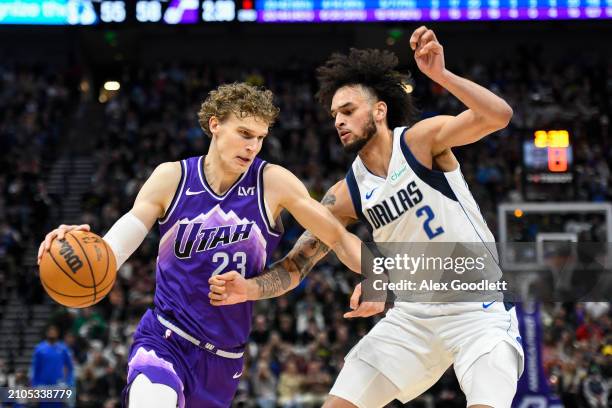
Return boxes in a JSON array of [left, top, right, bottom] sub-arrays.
[[330, 302, 524, 407]]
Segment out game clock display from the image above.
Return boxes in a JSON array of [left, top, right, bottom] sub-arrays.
[[521, 130, 574, 210], [0, 0, 257, 25], [0, 0, 609, 24], [523, 129, 574, 186]]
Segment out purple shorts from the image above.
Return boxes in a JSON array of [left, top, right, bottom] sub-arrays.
[[123, 309, 244, 408]]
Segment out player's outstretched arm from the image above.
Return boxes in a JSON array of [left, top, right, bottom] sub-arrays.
[[37, 162, 181, 268], [209, 174, 385, 317], [267, 165, 362, 273], [209, 177, 357, 302], [409, 25, 513, 155], [212, 228, 336, 303], [251, 180, 355, 300]]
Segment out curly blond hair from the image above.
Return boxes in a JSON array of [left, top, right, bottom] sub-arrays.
[[198, 82, 279, 137]]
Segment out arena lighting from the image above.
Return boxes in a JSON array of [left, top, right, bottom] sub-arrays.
[[80, 80, 90, 93], [104, 81, 121, 91], [402, 83, 414, 94], [514, 209, 524, 218]]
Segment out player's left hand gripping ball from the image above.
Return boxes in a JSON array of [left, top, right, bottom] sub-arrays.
[[410, 26, 446, 81], [39, 229, 117, 308]]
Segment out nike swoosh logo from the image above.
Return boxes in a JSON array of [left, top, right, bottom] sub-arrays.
[[232, 371, 242, 379], [185, 188, 205, 196], [482, 301, 495, 309], [365, 188, 378, 200]]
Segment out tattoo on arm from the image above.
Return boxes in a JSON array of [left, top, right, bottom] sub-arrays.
[[321, 193, 336, 207], [254, 192, 337, 299], [292, 191, 336, 279], [254, 261, 294, 299], [292, 231, 330, 280], [255, 232, 332, 299]]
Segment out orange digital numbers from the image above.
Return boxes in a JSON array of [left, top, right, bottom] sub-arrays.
[[534, 130, 570, 172], [548, 147, 568, 172], [533, 130, 569, 148], [534, 130, 549, 148]]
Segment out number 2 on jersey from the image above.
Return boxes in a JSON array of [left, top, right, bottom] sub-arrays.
[[211, 251, 247, 277], [416, 205, 444, 239]]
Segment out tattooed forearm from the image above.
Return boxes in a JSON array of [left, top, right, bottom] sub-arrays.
[[254, 233, 332, 299], [290, 191, 336, 280], [253, 191, 338, 299], [254, 260, 294, 299], [292, 231, 331, 280], [255, 269, 291, 299]]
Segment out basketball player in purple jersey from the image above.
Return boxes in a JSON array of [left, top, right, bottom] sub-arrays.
[[38, 83, 363, 407]]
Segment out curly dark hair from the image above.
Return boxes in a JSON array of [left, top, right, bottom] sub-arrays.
[[316, 48, 417, 129], [198, 82, 279, 137]]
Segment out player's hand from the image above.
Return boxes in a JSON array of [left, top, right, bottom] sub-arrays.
[[208, 271, 248, 306], [37, 224, 91, 265], [343, 283, 386, 319], [410, 26, 446, 82]]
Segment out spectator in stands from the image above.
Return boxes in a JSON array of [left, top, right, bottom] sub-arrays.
[[277, 359, 304, 408], [576, 314, 605, 343], [581, 366, 609, 408], [72, 307, 107, 341], [252, 360, 277, 408], [31, 324, 74, 406], [301, 358, 332, 406]]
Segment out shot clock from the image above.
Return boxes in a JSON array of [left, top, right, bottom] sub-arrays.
[[523, 129, 575, 200]]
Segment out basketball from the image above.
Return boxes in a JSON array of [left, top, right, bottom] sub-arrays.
[[39, 230, 117, 308]]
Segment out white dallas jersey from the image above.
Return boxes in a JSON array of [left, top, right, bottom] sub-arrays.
[[346, 127, 495, 244]]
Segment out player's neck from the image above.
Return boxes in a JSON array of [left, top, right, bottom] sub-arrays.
[[357, 129, 393, 178], [203, 152, 242, 195]]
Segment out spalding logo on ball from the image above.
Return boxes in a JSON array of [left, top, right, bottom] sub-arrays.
[[39, 230, 117, 308]]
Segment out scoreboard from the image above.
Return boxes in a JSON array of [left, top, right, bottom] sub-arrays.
[[522, 129, 574, 200], [255, 0, 612, 22], [0, 0, 257, 25], [523, 129, 573, 185], [0, 0, 609, 24]]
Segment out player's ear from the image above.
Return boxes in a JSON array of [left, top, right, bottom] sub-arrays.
[[209, 116, 220, 136], [374, 101, 387, 122]]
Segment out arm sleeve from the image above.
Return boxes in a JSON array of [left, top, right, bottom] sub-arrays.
[[102, 212, 149, 269]]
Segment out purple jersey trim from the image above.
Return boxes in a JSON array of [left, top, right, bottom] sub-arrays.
[[256, 162, 282, 237], [159, 160, 187, 225], [197, 156, 250, 200]]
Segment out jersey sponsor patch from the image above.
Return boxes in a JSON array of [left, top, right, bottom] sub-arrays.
[[238, 186, 255, 196]]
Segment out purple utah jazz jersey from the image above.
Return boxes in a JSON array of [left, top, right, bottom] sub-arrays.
[[154, 156, 282, 349]]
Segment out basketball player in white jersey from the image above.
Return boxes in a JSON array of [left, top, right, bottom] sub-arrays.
[[209, 27, 524, 408]]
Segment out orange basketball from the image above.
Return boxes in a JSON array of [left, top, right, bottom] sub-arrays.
[[39, 230, 117, 308]]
